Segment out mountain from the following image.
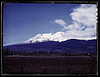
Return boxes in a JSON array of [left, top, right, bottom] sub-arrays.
[[24, 32, 66, 44], [3, 39, 97, 54]]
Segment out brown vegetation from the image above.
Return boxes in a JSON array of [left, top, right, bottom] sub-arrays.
[[2, 56, 97, 75]]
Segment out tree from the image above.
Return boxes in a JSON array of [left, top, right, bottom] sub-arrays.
[[5, 48, 10, 55]]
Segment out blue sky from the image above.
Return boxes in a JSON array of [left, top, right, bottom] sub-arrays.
[[3, 3, 97, 46]]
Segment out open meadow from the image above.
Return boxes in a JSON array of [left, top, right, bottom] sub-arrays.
[[2, 56, 97, 75]]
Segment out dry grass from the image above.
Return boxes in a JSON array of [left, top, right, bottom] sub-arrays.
[[2, 56, 97, 74]]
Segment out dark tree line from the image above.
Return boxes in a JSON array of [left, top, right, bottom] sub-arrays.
[[3, 48, 97, 56]]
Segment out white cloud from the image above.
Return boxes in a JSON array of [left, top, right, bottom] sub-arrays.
[[54, 19, 66, 26], [62, 4, 97, 40], [66, 4, 97, 39], [70, 4, 96, 27], [54, 19, 68, 31], [25, 4, 97, 43], [65, 21, 81, 31]]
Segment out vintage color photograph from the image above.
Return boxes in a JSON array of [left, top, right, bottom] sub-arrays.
[[2, 1, 98, 75]]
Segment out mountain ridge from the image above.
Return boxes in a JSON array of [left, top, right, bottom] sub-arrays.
[[3, 39, 97, 54]]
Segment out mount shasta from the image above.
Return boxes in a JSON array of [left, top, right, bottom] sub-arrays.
[[3, 35, 97, 54]]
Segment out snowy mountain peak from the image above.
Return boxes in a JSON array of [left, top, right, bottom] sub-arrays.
[[24, 31, 96, 44], [24, 32, 67, 44]]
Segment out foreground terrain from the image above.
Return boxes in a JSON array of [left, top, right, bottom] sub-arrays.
[[2, 56, 97, 74]]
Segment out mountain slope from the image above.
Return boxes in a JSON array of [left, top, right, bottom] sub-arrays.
[[3, 39, 97, 54]]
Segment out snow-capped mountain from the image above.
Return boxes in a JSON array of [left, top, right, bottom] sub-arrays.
[[3, 31, 97, 55], [3, 39, 97, 54], [24, 32, 67, 44], [24, 31, 96, 44]]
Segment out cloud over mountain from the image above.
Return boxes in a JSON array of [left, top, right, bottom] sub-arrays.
[[54, 19, 66, 26], [70, 4, 96, 27], [25, 4, 97, 43], [65, 4, 97, 39]]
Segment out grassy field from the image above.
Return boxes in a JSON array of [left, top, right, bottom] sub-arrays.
[[2, 56, 97, 75]]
